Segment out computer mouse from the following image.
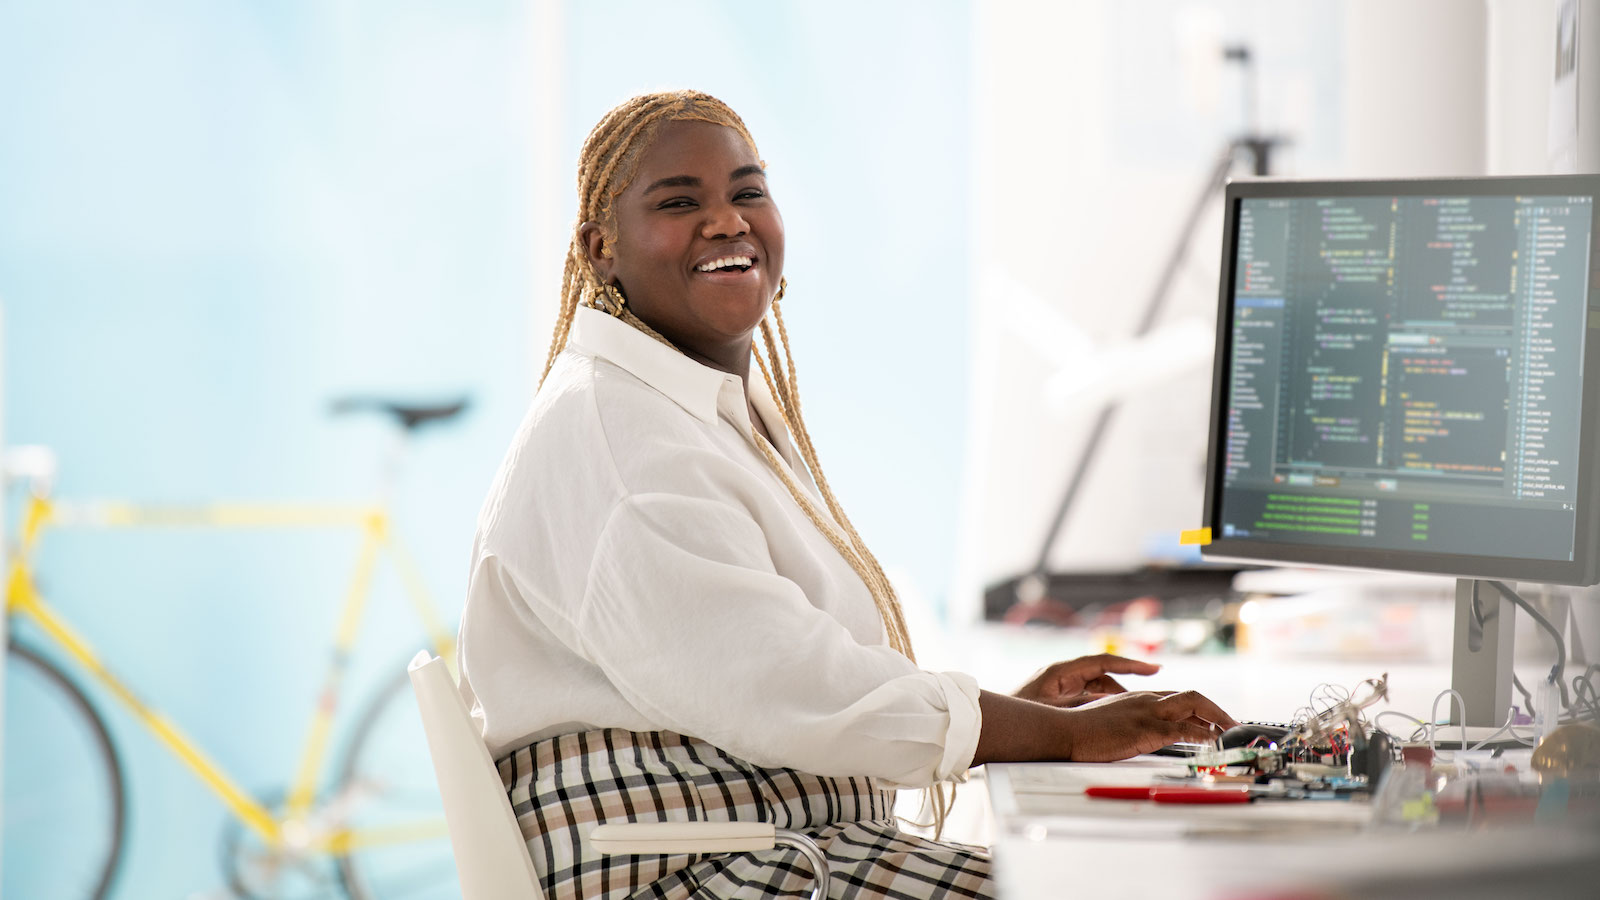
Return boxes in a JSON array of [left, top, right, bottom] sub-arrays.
[[1218, 722, 1291, 749]]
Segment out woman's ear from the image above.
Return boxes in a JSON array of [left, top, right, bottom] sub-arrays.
[[579, 221, 614, 284]]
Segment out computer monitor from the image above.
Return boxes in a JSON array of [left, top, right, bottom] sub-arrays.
[[1198, 174, 1600, 727]]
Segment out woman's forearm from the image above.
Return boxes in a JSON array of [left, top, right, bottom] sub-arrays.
[[971, 689, 1075, 765]]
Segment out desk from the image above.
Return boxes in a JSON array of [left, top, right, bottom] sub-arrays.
[[985, 760, 1600, 900]]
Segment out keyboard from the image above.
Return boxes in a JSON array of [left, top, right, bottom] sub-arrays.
[[1151, 721, 1293, 757]]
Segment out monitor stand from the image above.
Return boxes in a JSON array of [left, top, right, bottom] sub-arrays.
[[1449, 578, 1515, 728]]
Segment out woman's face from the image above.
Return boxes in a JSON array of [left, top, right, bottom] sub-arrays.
[[584, 119, 785, 373]]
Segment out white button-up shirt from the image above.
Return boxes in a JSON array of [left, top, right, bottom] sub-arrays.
[[458, 306, 981, 788]]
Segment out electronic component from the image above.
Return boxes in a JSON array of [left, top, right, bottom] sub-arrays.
[[1186, 674, 1395, 794]]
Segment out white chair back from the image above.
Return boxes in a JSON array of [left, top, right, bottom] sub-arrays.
[[408, 650, 543, 900]]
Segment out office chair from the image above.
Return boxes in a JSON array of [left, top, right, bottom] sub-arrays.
[[407, 651, 831, 900]]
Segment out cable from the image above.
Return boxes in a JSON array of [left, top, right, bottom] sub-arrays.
[[1390, 695, 1538, 750], [1429, 690, 1468, 756], [1570, 665, 1600, 724], [1466, 715, 1537, 751], [1512, 673, 1535, 715], [1487, 581, 1572, 710], [1373, 710, 1428, 741]]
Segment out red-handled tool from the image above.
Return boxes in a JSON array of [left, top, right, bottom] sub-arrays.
[[1084, 786, 1157, 800], [1085, 786, 1252, 804]]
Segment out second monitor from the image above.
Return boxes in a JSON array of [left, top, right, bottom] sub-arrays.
[[1198, 174, 1600, 728]]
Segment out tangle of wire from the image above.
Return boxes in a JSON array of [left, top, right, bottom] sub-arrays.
[[1287, 675, 1388, 748], [1370, 668, 1599, 755], [1480, 581, 1600, 726], [1289, 584, 1600, 760]]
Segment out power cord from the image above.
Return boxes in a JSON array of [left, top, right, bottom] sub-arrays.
[[1512, 673, 1535, 716], [1569, 664, 1600, 724], [1487, 580, 1572, 711], [1473, 580, 1578, 717], [1380, 698, 1538, 751], [1429, 690, 1469, 756]]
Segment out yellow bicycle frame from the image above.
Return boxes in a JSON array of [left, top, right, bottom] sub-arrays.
[[5, 492, 456, 851]]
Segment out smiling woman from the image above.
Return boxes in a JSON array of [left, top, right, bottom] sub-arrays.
[[582, 120, 784, 373], [455, 89, 1235, 900]]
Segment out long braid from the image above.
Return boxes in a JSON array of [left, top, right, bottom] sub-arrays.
[[758, 303, 913, 657], [540, 246, 583, 384], [753, 295, 951, 831], [540, 90, 951, 834]]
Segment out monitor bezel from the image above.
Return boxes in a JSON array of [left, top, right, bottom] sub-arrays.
[[1199, 174, 1600, 587]]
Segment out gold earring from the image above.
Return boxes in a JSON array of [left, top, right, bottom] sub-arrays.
[[593, 282, 626, 317], [773, 277, 787, 305]]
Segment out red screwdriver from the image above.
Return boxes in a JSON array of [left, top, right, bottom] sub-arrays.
[[1085, 785, 1252, 804]]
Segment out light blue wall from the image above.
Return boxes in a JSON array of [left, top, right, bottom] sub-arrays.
[[1, 1, 971, 895], [0, 1, 534, 895]]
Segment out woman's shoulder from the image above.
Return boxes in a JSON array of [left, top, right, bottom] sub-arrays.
[[529, 349, 766, 501], [475, 346, 772, 575], [492, 349, 724, 500], [535, 348, 709, 442]]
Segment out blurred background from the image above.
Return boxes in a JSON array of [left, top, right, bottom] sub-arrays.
[[1, 0, 1594, 896]]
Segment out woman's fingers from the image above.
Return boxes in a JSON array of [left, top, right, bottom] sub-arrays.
[[1154, 690, 1240, 731], [1057, 691, 1115, 708], [1170, 720, 1221, 745], [1142, 714, 1222, 751], [1018, 654, 1164, 705], [1082, 674, 1128, 695], [1066, 654, 1161, 679], [1061, 689, 1242, 761]]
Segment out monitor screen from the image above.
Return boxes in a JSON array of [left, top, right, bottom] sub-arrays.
[[1200, 175, 1600, 586]]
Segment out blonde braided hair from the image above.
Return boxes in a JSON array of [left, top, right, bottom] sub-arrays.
[[542, 90, 950, 832]]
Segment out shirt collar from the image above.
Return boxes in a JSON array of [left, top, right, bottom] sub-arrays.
[[568, 305, 731, 425]]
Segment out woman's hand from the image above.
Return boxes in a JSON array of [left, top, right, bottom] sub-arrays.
[[1057, 690, 1239, 761], [1012, 654, 1161, 708], [973, 686, 1239, 767]]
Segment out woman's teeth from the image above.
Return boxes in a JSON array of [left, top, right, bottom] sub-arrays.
[[696, 256, 753, 273]]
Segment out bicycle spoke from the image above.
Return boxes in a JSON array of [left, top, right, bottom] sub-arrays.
[[334, 664, 463, 900]]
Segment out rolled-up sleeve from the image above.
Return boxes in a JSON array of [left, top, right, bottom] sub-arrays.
[[573, 491, 980, 788]]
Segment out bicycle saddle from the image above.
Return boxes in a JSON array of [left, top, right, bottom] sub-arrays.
[[329, 396, 471, 432]]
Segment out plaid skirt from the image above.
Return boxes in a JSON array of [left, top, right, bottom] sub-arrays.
[[498, 729, 994, 900]]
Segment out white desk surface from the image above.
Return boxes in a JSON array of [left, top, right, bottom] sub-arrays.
[[989, 758, 1370, 839], [986, 759, 1600, 900]]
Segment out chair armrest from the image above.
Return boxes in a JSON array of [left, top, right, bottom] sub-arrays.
[[590, 823, 831, 900], [590, 821, 776, 854]]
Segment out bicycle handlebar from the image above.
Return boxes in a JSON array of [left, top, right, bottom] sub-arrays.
[[328, 397, 471, 434]]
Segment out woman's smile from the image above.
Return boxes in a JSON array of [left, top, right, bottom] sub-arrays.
[[692, 244, 760, 282]]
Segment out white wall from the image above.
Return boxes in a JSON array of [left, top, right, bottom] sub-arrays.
[[1340, 0, 1487, 177], [1582, 0, 1600, 169], [1487, 0, 1600, 174], [1487, 0, 1558, 174], [956, 0, 1499, 625]]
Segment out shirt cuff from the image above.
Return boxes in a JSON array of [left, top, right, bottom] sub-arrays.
[[931, 670, 982, 783]]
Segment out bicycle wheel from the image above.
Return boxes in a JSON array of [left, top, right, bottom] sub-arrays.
[[217, 788, 348, 900], [334, 663, 460, 900], [4, 639, 127, 900]]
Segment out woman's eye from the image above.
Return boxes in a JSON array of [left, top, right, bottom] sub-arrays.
[[736, 189, 765, 201], [659, 198, 697, 209]]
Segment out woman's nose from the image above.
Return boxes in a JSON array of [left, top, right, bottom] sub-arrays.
[[701, 201, 749, 239]]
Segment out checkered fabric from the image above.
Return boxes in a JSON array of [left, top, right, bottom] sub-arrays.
[[499, 729, 995, 899]]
